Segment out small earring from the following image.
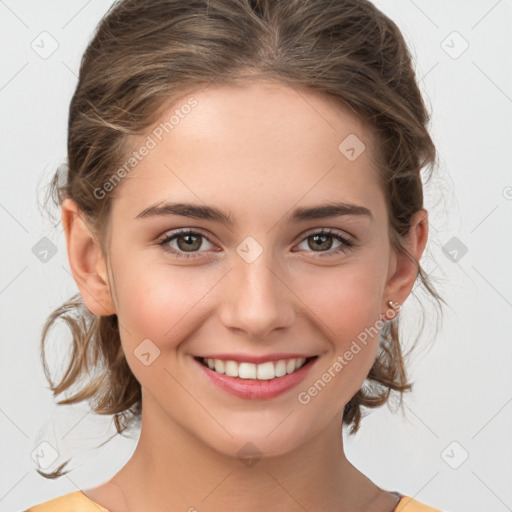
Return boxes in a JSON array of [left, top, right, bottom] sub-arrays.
[[380, 300, 401, 322], [387, 300, 401, 311]]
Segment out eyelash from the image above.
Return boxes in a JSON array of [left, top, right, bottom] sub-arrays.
[[157, 228, 355, 260]]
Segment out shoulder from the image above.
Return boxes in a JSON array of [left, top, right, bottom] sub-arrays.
[[23, 491, 110, 512], [395, 495, 446, 512]]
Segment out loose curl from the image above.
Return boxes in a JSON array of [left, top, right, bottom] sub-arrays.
[[38, 0, 444, 478]]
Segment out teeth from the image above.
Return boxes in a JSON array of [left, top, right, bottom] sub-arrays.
[[203, 357, 308, 380]]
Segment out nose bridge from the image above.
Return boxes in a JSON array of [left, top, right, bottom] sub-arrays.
[[220, 239, 295, 339]]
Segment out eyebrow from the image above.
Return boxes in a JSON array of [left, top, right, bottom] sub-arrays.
[[135, 201, 373, 225]]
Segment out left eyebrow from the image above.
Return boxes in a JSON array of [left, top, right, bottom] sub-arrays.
[[288, 202, 373, 223], [134, 200, 373, 225]]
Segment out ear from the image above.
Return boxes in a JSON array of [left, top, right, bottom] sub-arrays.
[[382, 208, 429, 309], [61, 198, 116, 316]]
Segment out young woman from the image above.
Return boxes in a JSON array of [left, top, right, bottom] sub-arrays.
[[24, 0, 445, 510]]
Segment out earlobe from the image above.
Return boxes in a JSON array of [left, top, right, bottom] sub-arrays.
[[61, 198, 116, 316], [382, 209, 429, 311]]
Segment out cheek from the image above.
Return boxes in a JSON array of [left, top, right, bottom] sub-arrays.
[[300, 262, 385, 339], [295, 264, 386, 395], [111, 255, 215, 346], [111, 261, 219, 391]]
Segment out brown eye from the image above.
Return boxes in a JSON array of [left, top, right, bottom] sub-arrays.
[[296, 229, 354, 257], [307, 233, 335, 251], [175, 233, 203, 252], [159, 229, 215, 259]]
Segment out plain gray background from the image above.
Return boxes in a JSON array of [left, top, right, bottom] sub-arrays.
[[1, 1, 511, 511]]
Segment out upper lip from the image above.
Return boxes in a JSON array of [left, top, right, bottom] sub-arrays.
[[195, 353, 318, 364]]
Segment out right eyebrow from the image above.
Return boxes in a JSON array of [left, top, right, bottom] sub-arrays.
[[135, 202, 235, 226]]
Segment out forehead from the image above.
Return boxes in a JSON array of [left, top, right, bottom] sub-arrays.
[[111, 80, 384, 225]]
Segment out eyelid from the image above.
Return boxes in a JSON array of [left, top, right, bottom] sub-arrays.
[[158, 226, 354, 243], [158, 226, 356, 260], [158, 226, 215, 242], [297, 226, 354, 243]]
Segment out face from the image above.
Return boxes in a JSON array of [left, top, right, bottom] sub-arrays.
[[77, 81, 409, 458]]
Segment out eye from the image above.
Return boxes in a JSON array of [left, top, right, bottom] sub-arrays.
[[158, 227, 354, 260], [295, 229, 354, 258], [158, 229, 216, 260]]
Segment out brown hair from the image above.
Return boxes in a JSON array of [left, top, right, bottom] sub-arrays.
[[39, 0, 444, 478]]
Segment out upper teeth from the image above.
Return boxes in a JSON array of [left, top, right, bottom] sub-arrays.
[[204, 357, 308, 380]]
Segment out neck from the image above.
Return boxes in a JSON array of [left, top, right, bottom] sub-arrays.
[[98, 399, 385, 512]]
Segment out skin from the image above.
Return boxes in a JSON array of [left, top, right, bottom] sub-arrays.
[[61, 80, 428, 512]]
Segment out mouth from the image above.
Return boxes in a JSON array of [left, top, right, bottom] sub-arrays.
[[193, 355, 318, 380], [193, 354, 319, 399]]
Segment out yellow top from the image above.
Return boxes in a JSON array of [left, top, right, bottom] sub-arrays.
[[23, 490, 444, 511]]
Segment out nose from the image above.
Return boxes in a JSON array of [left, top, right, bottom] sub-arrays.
[[218, 250, 296, 341]]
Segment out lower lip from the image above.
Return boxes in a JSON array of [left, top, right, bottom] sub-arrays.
[[193, 357, 318, 399]]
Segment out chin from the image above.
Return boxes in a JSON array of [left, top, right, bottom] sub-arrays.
[[197, 420, 311, 463]]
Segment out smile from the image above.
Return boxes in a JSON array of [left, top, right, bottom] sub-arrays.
[[193, 355, 319, 400], [197, 356, 316, 380]]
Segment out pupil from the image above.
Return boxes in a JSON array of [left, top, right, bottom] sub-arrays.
[[311, 234, 332, 251], [178, 234, 201, 251]]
